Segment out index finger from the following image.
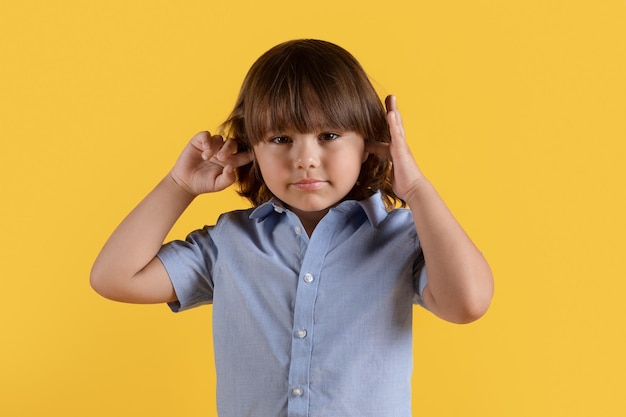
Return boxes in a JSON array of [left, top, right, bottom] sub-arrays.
[[225, 149, 254, 168], [216, 137, 239, 161], [365, 141, 391, 160]]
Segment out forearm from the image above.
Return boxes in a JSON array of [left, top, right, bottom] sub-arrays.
[[90, 174, 194, 295], [406, 178, 494, 323]]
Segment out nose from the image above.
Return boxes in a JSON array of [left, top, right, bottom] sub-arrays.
[[293, 137, 321, 169]]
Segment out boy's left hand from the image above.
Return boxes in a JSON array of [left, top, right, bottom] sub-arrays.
[[366, 95, 426, 202], [369, 97, 494, 323]]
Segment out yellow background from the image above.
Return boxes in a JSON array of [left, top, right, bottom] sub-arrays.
[[1, 1, 624, 416]]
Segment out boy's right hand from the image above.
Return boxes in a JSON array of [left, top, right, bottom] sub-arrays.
[[169, 131, 253, 196]]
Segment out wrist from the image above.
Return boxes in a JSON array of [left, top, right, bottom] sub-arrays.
[[165, 172, 198, 201], [401, 175, 433, 206]]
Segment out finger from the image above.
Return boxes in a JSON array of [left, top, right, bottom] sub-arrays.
[[214, 164, 237, 191], [387, 111, 405, 139], [385, 95, 407, 145], [385, 95, 404, 126], [189, 131, 217, 161], [365, 142, 391, 160], [216, 137, 239, 161], [191, 131, 210, 150], [225, 149, 254, 168], [385, 95, 397, 113], [201, 134, 224, 160]]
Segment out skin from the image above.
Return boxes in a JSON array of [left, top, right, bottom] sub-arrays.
[[253, 130, 369, 235], [90, 95, 493, 323]]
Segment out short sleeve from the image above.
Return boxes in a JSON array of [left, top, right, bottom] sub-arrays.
[[157, 226, 217, 312], [413, 250, 429, 308]]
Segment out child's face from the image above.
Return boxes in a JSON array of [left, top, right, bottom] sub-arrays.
[[253, 129, 368, 218]]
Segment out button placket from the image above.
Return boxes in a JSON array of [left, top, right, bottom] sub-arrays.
[[287, 212, 338, 417]]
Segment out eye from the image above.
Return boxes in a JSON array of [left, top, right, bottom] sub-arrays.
[[319, 132, 340, 141], [270, 136, 291, 144]]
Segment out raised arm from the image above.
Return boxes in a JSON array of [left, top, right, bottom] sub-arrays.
[[90, 132, 252, 304], [368, 96, 494, 323]]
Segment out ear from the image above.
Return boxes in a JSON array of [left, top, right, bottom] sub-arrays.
[[361, 151, 370, 163]]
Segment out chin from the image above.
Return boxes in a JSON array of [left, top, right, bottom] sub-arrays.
[[284, 198, 336, 214]]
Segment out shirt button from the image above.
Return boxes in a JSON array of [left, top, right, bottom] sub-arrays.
[[295, 329, 307, 339], [303, 273, 314, 283], [294, 226, 302, 235], [291, 387, 304, 397]]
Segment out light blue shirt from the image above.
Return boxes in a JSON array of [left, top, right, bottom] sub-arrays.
[[157, 193, 428, 417]]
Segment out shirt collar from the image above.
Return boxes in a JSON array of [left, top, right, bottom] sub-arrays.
[[249, 192, 389, 228], [356, 192, 390, 228], [249, 197, 288, 220]]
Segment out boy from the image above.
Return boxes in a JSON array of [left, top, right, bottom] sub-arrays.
[[91, 39, 493, 417]]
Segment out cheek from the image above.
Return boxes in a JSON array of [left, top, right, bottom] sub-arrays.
[[253, 149, 285, 182], [252, 146, 270, 170], [340, 147, 367, 168]]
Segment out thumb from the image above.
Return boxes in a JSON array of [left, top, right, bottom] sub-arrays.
[[213, 164, 237, 191]]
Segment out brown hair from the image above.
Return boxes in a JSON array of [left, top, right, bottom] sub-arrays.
[[220, 39, 402, 209]]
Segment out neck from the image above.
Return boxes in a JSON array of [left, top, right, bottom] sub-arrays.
[[288, 206, 329, 237]]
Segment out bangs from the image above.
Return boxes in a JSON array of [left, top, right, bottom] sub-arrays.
[[253, 84, 350, 140]]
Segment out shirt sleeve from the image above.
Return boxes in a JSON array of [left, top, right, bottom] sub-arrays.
[[413, 249, 429, 308], [156, 226, 217, 312], [414, 266, 428, 307]]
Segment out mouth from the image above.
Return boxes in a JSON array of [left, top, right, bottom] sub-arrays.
[[291, 179, 327, 191]]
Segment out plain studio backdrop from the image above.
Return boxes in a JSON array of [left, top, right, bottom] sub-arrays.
[[1, 1, 624, 416]]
